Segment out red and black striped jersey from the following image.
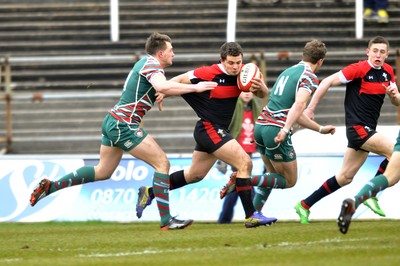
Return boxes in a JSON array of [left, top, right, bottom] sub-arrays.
[[182, 63, 241, 128], [340, 60, 397, 129]]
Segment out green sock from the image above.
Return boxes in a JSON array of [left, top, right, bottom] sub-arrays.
[[253, 187, 272, 211], [354, 174, 389, 208], [153, 172, 171, 225], [251, 173, 287, 189], [49, 166, 95, 193]]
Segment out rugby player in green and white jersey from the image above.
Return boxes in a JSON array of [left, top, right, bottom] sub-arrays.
[[29, 32, 217, 230], [220, 40, 336, 215]]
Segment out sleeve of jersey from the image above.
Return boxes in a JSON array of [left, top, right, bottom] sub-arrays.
[[140, 58, 165, 82], [299, 71, 318, 94], [191, 65, 215, 84], [340, 61, 364, 82]]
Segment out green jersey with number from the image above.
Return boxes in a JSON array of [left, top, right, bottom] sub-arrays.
[[256, 61, 319, 127]]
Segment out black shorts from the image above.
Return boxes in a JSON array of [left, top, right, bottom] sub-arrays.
[[346, 125, 377, 151], [193, 120, 233, 153]]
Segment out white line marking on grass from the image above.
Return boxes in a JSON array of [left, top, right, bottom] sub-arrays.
[[0, 258, 22, 263], [275, 237, 371, 248], [79, 237, 374, 258], [79, 248, 195, 258]]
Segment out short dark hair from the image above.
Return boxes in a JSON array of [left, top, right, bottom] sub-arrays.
[[368, 36, 389, 49], [145, 32, 172, 55], [302, 40, 327, 64], [220, 42, 243, 61]]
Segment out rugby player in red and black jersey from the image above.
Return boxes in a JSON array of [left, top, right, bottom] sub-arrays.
[[295, 36, 399, 224], [136, 42, 276, 228]]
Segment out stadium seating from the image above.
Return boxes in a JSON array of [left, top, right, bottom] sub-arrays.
[[0, 0, 399, 154]]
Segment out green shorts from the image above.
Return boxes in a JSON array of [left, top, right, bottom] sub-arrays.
[[101, 113, 148, 152], [394, 130, 400, 152], [254, 124, 296, 162]]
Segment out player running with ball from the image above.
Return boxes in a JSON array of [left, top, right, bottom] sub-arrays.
[[136, 42, 276, 228]]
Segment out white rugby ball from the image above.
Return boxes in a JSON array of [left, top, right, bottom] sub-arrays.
[[237, 63, 260, 92]]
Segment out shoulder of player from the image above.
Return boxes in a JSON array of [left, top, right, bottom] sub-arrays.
[[195, 63, 222, 73], [138, 56, 164, 74], [382, 62, 395, 72]]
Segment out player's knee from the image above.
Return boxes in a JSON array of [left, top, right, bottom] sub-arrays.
[[93, 167, 113, 181], [338, 175, 353, 186], [189, 175, 205, 183], [237, 156, 252, 172], [285, 176, 297, 188], [156, 156, 170, 173]]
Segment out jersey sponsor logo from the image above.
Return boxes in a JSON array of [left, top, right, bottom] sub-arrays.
[[382, 73, 388, 81]]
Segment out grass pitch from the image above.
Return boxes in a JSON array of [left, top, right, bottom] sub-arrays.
[[0, 220, 399, 266]]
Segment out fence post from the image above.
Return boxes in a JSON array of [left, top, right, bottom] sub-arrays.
[[0, 57, 3, 153], [258, 51, 268, 107], [4, 56, 12, 153]]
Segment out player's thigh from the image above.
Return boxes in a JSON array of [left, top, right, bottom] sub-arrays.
[[184, 150, 217, 183], [95, 145, 124, 180], [261, 154, 276, 173], [384, 132, 400, 185], [213, 139, 252, 177], [270, 160, 298, 187], [361, 132, 394, 159], [128, 134, 169, 174], [383, 150, 400, 186], [336, 147, 369, 185]]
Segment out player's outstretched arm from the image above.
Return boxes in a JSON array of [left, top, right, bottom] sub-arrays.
[[305, 71, 341, 120], [297, 113, 336, 135], [275, 90, 309, 143], [151, 72, 216, 96]]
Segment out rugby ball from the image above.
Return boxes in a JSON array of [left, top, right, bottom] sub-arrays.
[[237, 63, 260, 92]]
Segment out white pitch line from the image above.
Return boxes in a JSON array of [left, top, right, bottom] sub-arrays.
[[78, 237, 375, 258]]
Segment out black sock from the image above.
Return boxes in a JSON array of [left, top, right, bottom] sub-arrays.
[[236, 177, 255, 218], [375, 158, 388, 176], [169, 170, 187, 190], [303, 176, 341, 209]]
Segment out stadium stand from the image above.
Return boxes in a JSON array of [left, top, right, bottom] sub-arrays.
[[0, 0, 399, 154]]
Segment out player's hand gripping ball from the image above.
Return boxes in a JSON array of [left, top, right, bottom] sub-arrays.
[[237, 63, 260, 92]]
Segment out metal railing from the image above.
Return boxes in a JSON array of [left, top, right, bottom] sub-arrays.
[[1, 50, 400, 154]]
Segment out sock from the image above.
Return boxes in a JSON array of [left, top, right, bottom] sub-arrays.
[[375, 159, 388, 177], [253, 187, 272, 211], [251, 173, 286, 189], [152, 172, 171, 225], [371, 159, 388, 197], [354, 174, 389, 209], [302, 176, 341, 209], [147, 170, 187, 199], [236, 177, 255, 218], [49, 166, 95, 193], [169, 170, 188, 190]]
